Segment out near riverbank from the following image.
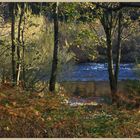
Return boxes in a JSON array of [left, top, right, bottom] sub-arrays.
[[0, 82, 140, 137], [60, 81, 130, 97]]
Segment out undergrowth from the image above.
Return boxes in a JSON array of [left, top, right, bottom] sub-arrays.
[[0, 83, 140, 138]]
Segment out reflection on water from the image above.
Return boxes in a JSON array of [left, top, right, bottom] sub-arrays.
[[58, 63, 139, 82]]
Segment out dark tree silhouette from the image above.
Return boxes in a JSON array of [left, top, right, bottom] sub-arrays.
[[49, 3, 59, 92], [10, 3, 16, 86]]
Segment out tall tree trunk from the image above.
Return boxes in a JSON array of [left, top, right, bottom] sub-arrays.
[[16, 3, 24, 86], [10, 3, 16, 86], [101, 10, 117, 102], [100, 9, 123, 103], [115, 11, 122, 89], [49, 3, 59, 92], [21, 5, 26, 88], [106, 32, 117, 95]]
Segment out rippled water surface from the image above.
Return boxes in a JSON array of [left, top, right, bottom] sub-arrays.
[[58, 63, 139, 81]]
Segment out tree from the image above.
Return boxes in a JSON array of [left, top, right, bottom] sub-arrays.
[[90, 3, 124, 102], [21, 5, 26, 88], [94, 3, 140, 102], [48, 2, 85, 91], [16, 3, 25, 86], [114, 11, 122, 90], [100, 9, 118, 98], [10, 3, 16, 86], [49, 2, 59, 92]]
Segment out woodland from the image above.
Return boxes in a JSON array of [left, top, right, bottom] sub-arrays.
[[0, 2, 140, 138]]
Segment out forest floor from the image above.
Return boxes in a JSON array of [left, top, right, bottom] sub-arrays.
[[0, 82, 140, 138]]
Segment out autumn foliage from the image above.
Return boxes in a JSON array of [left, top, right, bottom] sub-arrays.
[[0, 84, 140, 137]]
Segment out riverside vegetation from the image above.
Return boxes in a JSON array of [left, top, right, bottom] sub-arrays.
[[0, 2, 140, 138], [0, 82, 140, 137]]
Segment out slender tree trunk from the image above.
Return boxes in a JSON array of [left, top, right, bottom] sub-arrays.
[[101, 10, 117, 102], [10, 3, 16, 86], [115, 11, 122, 88], [21, 6, 26, 88], [16, 3, 24, 86], [106, 33, 117, 95], [101, 10, 123, 103], [49, 3, 59, 92]]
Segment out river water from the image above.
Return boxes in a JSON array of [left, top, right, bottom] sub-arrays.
[[58, 63, 140, 82]]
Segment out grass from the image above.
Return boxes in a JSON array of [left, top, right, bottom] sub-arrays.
[[0, 83, 140, 138]]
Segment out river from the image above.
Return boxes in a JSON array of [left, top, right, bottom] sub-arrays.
[[58, 63, 140, 82]]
